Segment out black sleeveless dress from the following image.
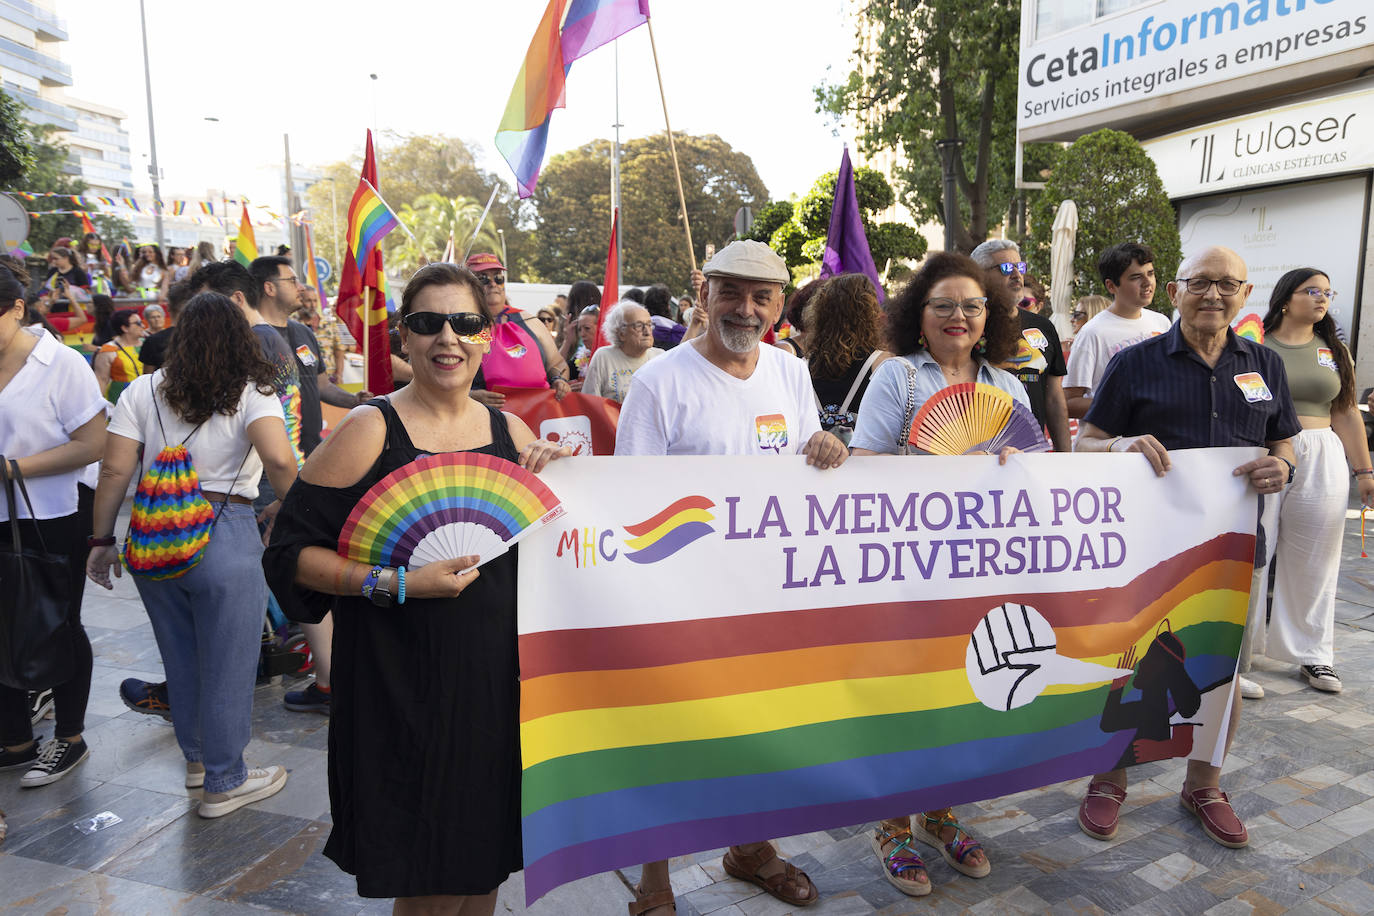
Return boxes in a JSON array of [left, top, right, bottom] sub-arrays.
[[264, 400, 522, 898]]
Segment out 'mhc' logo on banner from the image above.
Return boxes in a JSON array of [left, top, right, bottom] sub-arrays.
[[554, 495, 717, 568]]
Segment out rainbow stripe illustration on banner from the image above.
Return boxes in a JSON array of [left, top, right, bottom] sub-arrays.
[[621, 495, 715, 564], [1234, 314, 1264, 343], [518, 533, 1251, 898]]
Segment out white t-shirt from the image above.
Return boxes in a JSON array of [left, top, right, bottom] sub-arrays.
[[581, 345, 664, 403], [108, 371, 285, 500], [1064, 308, 1173, 397], [616, 341, 821, 456], [0, 327, 107, 520]]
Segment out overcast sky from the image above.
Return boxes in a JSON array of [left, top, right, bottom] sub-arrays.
[[61, 0, 857, 213]]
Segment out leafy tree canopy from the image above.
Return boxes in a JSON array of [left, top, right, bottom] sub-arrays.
[[387, 193, 502, 279], [1027, 129, 1181, 314], [528, 132, 769, 287], [0, 89, 33, 186]]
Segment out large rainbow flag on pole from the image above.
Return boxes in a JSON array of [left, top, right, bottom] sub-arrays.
[[515, 450, 1259, 901], [496, 0, 651, 198], [335, 130, 393, 394], [345, 179, 399, 267], [232, 203, 256, 267]]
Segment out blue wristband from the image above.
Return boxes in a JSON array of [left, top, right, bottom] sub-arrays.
[[397, 566, 406, 605], [361, 565, 382, 600]]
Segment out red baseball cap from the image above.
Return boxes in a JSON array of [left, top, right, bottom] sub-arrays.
[[466, 252, 505, 272]]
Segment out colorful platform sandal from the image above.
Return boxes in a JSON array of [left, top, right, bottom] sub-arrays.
[[868, 821, 932, 896], [914, 808, 992, 878]]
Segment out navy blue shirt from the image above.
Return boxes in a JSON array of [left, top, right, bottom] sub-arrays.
[[1085, 322, 1300, 450]]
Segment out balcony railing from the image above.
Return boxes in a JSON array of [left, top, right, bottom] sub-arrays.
[[0, 35, 72, 85], [0, 0, 69, 40]]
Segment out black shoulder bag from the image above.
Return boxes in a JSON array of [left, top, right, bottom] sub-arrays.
[[0, 459, 75, 690]]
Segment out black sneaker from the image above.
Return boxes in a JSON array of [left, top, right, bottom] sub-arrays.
[[120, 678, 172, 720], [1301, 665, 1342, 693], [27, 689, 54, 726], [283, 682, 331, 714], [0, 741, 38, 772], [20, 737, 89, 787]]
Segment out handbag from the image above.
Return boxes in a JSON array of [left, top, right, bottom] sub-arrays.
[[812, 350, 885, 446], [0, 458, 75, 690]]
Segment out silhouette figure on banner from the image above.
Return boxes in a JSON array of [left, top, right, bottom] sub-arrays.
[[1098, 620, 1202, 768]]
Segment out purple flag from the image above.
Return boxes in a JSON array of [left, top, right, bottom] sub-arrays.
[[820, 146, 885, 302]]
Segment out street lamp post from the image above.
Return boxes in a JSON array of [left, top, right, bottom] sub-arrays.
[[935, 138, 964, 253], [138, 0, 164, 250]]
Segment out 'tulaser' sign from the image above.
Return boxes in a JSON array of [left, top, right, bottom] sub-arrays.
[[1018, 0, 1371, 133]]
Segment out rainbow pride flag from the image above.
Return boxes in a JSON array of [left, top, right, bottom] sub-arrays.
[[233, 203, 257, 267], [496, 0, 650, 198], [516, 451, 1258, 901], [345, 179, 399, 266]]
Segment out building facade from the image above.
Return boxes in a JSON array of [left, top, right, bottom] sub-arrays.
[[1017, 0, 1374, 383]]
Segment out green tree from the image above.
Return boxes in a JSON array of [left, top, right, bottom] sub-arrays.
[[819, 0, 1022, 253], [762, 167, 926, 277], [386, 193, 502, 278], [0, 123, 133, 253], [1027, 129, 1181, 314], [0, 89, 33, 186], [527, 132, 770, 285], [303, 133, 528, 284]]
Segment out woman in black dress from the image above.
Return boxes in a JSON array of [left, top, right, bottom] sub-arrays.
[[264, 263, 568, 915]]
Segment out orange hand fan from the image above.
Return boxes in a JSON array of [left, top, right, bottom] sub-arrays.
[[908, 382, 1050, 455]]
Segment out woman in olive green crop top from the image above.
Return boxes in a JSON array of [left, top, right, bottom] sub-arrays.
[[1259, 268, 1373, 695]]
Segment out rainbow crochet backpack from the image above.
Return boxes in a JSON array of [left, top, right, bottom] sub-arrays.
[[122, 399, 247, 580]]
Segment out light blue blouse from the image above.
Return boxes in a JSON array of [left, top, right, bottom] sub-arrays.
[[848, 350, 1030, 454]]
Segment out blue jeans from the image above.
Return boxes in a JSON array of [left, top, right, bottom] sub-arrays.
[[134, 503, 265, 793]]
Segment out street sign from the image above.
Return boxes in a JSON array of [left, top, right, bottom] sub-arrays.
[[0, 193, 31, 253], [314, 256, 331, 282]]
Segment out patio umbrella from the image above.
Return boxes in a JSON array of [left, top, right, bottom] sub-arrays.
[[1049, 199, 1078, 340]]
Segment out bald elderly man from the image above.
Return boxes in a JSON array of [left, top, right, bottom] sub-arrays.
[[1072, 245, 1300, 849]]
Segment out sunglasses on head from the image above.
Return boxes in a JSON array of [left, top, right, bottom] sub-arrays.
[[997, 261, 1029, 275], [401, 311, 492, 339]]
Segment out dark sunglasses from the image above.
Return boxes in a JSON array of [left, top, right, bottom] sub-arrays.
[[401, 311, 492, 337], [478, 274, 506, 286], [997, 261, 1029, 275]]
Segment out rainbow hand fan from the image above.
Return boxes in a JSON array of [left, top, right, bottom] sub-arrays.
[[908, 382, 1050, 455], [338, 452, 564, 570]]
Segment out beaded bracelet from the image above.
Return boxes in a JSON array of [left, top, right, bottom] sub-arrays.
[[1355, 468, 1374, 477], [397, 566, 406, 605]]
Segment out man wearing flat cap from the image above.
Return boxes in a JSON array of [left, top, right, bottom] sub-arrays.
[[615, 240, 844, 914]]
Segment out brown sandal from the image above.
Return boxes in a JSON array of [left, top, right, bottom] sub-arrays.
[[722, 843, 818, 907], [628, 883, 676, 916]]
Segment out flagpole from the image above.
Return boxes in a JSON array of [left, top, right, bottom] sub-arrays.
[[463, 187, 500, 261], [362, 286, 372, 391], [645, 18, 695, 272], [612, 39, 623, 289]]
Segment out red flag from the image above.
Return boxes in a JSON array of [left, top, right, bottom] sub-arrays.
[[335, 129, 394, 394], [592, 208, 618, 353]]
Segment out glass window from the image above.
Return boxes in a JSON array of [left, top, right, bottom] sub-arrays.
[[1036, 0, 1093, 39]]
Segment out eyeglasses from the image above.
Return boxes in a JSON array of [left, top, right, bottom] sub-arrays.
[[625, 321, 653, 332], [926, 297, 988, 318], [1302, 287, 1337, 301], [270, 274, 303, 287], [997, 261, 1028, 276], [401, 311, 492, 341], [1176, 277, 1244, 295], [478, 274, 506, 286]]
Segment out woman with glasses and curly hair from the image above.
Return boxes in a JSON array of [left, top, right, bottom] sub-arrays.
[[848, 252, 1028, 897], [264, 263, 570, 914], [87, 292, 298, 817], [1257, 268, 1373, 694]]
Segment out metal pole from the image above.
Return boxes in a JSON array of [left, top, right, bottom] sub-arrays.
[[137, 0, 164, 250], [935, 138, 963, 253], [645, 19, 695, 271], [498, 229, 507, 274], [283, 133, 298, 271], [612, 40, 623, 289], [328, 179, 340, 274]]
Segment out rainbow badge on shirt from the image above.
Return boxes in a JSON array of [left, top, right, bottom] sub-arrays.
[[755, 413, 789, 453], [1021, 328, 1049, 350], [1317, 348, 1338, 372], [506, 343, 529, 359], [1000, 337, 1047, 373], [1233, 372, 1273, 403]]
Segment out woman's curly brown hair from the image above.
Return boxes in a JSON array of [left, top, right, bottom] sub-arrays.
[[804, 274, 884, 379], [160, 292, 278, 425], [886, 252, 1019, 364]]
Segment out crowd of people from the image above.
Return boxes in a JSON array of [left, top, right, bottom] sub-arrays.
[[0, 227, 1364, 915]]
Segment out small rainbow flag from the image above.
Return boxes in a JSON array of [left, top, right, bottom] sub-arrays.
[[345, 179, 399, 266], [496, 0, 650, 198], [199, 201, 214, 216], [170, 201, 186, 216], [233, 203, 257, 267]]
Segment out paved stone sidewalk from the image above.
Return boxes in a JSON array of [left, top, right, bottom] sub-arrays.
[[2, 501, 1373, 915]]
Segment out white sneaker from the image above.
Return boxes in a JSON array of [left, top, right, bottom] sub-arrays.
[[185, 761, 204, 789], [1238, 676, 1264, 699], [197, 765, 287, 818], [1301, 665, 1342, 693]]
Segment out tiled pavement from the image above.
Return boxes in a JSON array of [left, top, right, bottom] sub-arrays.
[[3, 498, 1374, 915]]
